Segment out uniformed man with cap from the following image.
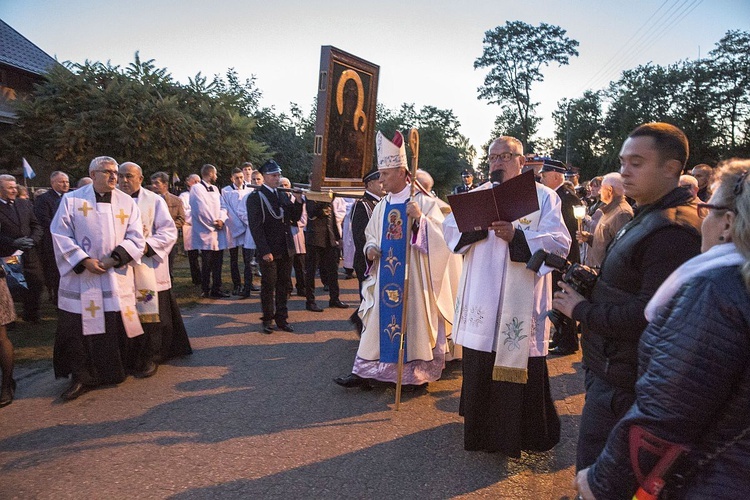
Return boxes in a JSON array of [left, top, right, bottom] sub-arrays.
[[246, 160, 304, 334], [348, 166, 384, 332], [452, 169, 476, 194], [540, 158, 582, 356]]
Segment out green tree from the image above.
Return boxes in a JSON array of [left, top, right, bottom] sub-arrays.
[[1, 54, 267, 183], [709, 29, 750, 155], [551, 91, 605, 178], [376, 103, 475, 198], [475, 21, 579, 145]]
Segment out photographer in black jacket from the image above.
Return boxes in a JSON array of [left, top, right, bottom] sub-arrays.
[[552, 123, 702, 471]]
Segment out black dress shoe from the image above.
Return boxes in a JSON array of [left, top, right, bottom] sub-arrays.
[[333, 373, 366, 387], [262, 321, 274, 334], [248, 283, 260, 292], [209, 290, 231, 298], [401, 383, 429, 393], [0, 379, 14, 407], [548, 347, 578, 356], [296, 289, 306, 297], [239, 289, 251, 298], [200, 291, 210, 298], [61, 381, 91, 401], [232, 285, 243, 296], [306, 302, 324, 312], [276, 322, 294, 332], [329, 300, 349, 309], [133, 361, 158, 378]]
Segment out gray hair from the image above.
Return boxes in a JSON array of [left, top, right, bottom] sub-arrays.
[[0, 174, 16, 185], [489, 136, 524, 154], [602, 172, 625, 196], [118, 161, 143, 175], [151, 171, 170, 184], [186, 174, 200, 185], [50, 170, 69, 181], [415, 169, 434, 191], [89, 156, 118, 174]]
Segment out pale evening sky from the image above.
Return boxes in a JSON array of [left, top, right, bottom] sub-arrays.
[[2, 0, 749, 157]]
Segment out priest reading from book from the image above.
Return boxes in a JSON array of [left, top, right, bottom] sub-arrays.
[[442, 135, 571, 457], [51, 156, 147, 401], [334, 131, 461, 391]]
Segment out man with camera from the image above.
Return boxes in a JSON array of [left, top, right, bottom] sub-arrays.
[[443, 135, 571, 457], [552, 122, 702, 471]]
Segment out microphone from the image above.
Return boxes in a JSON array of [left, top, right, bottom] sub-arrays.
[[489, 170, 505, 185]]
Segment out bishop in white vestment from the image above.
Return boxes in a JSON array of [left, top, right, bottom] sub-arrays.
[[442, 136, 571, 457], [51, 156, 146, 400], [334, 131, 461, 389]]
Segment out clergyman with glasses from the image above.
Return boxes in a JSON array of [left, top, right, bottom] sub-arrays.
[[50, 156, 147, 401], [442, 135, 572, 457]]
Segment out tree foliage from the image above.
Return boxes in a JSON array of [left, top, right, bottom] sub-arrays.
[[376, 103, 475, 198], [475, 21, 579, 145], [1, 53, 267, 184], [550, 29, 750, 177]]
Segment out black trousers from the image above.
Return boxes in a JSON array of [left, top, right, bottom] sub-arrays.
[[41, 248, 60, 302], [305, 245, 339, 304], [242, 247, 257, 291], [229, 246, 241, 287], [21, 262, 44, 321], [576, 368, 636, 471], [187, 249, 201, 284], [200, 249, 223, 294], [292, 253, 306, 294], [259, 254, 292, 323], [168, 245, 177, 281], [551, 270, 579, 351]]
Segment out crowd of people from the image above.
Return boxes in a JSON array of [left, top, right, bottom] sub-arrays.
[[1, 121, 749, 498]]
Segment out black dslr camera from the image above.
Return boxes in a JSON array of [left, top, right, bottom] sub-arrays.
[[526, 249, 598, 330]]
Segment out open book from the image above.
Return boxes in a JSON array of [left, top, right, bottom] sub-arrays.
[[447, 170, 539, 232]]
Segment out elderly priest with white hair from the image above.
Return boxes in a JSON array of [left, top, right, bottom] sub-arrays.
[[51, 156, 147, 401]]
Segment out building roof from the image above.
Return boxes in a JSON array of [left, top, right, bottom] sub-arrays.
[[0, 19, 59, 76]]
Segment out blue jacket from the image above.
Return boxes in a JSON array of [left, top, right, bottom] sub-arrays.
[[588, 265, 750, 499]]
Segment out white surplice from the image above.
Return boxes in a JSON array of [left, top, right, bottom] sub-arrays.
[[443, 182, 571, 357], [190, 181, 227, 251], [221, 184, 248, 250], [51, 185, 145, 337], [179, 191, 193, 252], [135, 188, 177, 292], [236, 190, 257, 250]]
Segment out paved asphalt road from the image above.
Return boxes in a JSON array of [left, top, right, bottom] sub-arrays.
[[1, 277, 584, 499]]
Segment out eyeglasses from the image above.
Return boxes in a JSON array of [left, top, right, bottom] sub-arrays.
[[697, 202, 734, 219], [488, 152, 522, 162], [93, 169, 118, 177]]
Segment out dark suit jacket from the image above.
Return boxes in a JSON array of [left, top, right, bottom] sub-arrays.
[[556, 184, 581, 264], [0, 198, 43, 268], [351, 192, 379, 280], [246, 185, 302, 259], [33, 189, 64, 259], [305, 200, 340, 248]]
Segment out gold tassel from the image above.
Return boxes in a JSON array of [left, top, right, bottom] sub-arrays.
[[492, 366, 528, 384], [138, 313, 160, 323]]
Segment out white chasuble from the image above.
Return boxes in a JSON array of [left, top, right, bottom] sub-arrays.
[[51, 185, 146, 337], [443, 182, 571, 361], [357, 185, 462, 363], [190, 181, 227, 251]]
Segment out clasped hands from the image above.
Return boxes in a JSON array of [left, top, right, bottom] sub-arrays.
[[13, 237, 35, 250], [83, 256, 117, 275]]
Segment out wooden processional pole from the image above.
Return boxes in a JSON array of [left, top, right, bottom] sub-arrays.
[[394, 128, 419, 411]]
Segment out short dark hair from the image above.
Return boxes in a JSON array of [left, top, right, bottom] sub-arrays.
[[628, 122, 689, 169], [201, 164, 216, 177], [151, 171, 169, 184], [232, 167, 243, 175], [241, 162, 254, 169]]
